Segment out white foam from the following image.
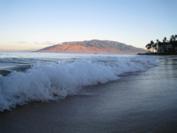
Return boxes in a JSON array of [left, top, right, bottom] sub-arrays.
[[0, 55, 157, 111]]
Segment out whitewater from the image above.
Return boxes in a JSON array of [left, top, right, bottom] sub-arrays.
[[0, 52, 157, 111]]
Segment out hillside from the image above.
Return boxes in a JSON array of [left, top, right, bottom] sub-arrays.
[[39, 40, 145, 54]]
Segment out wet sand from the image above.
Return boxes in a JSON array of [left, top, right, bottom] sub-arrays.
[[1, 56, 177, 133]]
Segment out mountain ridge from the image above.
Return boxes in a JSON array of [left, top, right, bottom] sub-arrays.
[[38, 39, 145, 54]]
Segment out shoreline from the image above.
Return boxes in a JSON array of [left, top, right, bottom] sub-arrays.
[[0, 55, 155, 112], [138, 52, 177, 55], [1, 56, 177, 133], [0, 71, 141, 113]]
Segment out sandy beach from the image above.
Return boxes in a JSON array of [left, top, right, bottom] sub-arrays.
[[1, 56, 177, 133]]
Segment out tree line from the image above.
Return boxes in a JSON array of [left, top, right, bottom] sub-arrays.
[[146, 34, 177, 53]]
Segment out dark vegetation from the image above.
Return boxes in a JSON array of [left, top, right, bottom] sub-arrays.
[[145, 34, 177, 55]]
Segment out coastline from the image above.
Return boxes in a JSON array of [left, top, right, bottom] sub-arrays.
[[138, 52, 177, 55], [0, 55, 155, 111], [1, 56, 177, 133]]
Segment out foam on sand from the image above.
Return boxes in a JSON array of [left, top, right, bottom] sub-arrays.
[[0, 56, 157, 111]]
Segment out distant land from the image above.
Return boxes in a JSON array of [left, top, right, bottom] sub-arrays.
[[38, 40, 145, 54]]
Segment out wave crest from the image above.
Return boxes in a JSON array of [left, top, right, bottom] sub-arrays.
[[0, 56, 157, 111]]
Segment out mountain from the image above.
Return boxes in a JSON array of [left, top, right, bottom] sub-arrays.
[[38, 40, 145, 54]]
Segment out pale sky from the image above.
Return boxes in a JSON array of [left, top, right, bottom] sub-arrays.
[[0, 0, 177, 51]]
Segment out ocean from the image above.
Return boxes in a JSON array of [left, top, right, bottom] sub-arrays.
[[0, 52, 157, 111], [2, 54, 177, 132]]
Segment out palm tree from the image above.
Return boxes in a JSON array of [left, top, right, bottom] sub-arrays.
[[174, 35, 177, 52], [146, 40, 154, 51], [156, 39, 160, 43], [150, 40, 154, 44], [153, 39, 160, 50], [145, 34, 177, 54], [161, 37, 168, 53], [170, 35, 175, 42], [175, 35, 177, 41], [145, 43, 151, 50], [163, 37, 167, 43], [170, 35, 176, 52]]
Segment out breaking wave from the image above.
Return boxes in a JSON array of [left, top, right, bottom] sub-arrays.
[[0, 56, 157, 111]]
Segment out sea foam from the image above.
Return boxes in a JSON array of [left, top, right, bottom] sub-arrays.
[[0, 55, 157, 111]]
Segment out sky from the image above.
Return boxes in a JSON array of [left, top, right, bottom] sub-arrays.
[[0, 0, 177, 51]]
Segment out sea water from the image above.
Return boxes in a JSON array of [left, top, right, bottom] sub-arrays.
[[0, 52, 158, 111]]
